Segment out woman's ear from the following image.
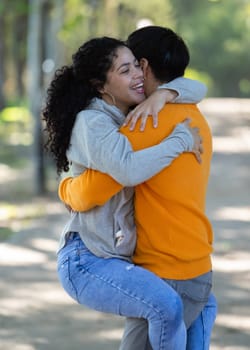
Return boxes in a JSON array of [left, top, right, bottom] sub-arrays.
[[90, 78, 103, 93]]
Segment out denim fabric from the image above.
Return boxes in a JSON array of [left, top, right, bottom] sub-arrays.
[[119, 293, 217, 350], [164, 271, 213, 328], [186, 293, 217, 350], [57, 233, 186, 350]]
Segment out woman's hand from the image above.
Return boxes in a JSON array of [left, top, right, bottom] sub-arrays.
[[182, 118, 204, 163], [123, 89, 178, 131]]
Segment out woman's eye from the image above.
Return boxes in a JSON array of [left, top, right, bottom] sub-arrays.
[[121, 69, 129, 74]]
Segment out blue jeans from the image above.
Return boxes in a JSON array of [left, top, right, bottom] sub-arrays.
[[119, 293, 217, 350], [186, 293, 217, 350], [57, 233, 186, 350]]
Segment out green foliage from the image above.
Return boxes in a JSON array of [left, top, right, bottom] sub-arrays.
[[0, 0, 28, 15], [59, 0, 175, 56], [1, 0, 249, 100], [169, 0, 250, 96], [0, 106, 31, 123], [0, 106, 32, 167], [119, 0, 175, 32], [185, 68, 213, 93]]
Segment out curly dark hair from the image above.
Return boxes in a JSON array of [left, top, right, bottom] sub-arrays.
[[42, 37, 125, 174]]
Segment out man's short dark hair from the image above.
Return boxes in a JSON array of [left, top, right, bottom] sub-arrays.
[[127, 26, 190, 83]]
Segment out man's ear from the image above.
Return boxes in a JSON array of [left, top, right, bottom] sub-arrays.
[[140, 58, 149, 78]]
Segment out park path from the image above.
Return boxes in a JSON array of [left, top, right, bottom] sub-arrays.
[[0, 99, 250, 350]]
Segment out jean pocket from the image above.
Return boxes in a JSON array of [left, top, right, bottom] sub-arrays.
[[57, 257, 78, 302], [177, 277, 213, 328], [180, 279, 212, 304]]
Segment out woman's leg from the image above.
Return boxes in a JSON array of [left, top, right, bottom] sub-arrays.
[[57, 234, 186, 350]]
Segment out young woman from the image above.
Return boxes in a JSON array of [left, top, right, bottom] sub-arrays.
[[43, 37, 203, 350]]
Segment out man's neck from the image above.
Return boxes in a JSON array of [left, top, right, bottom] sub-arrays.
[[145, 79, 161, 97]]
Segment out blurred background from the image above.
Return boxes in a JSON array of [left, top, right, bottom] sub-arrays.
[[0, 0, 250, 349], [0, 0, 249, 195]]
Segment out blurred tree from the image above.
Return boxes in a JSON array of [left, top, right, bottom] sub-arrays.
[[0, 13, 6, 109], [27, 0, 64, 194], [0, 0, 28, 104], [1, 0, 249, 195], [169, 0, 250, 97], [59, 0, 174, 56], [27, 0, 45, 194]]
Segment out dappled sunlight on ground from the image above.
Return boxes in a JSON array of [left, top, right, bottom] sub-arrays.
[[98, 328, 124, 340], [213, 254, 250, 272], [0, 99, 250, 349], [213, 134, 250, 153], [213, 206, 250, 222], [216, 314, 250, 332], [0, 243, 48, 265], [0, 163, 18, 183]]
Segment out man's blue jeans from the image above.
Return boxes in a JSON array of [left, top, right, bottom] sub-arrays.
[[119, 293, 217, 350], [57, 233, 187, 350]]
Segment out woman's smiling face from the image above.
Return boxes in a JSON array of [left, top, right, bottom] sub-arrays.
[[101, 46, 145, 114]]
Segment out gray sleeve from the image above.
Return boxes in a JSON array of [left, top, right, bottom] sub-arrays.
[[70, 112, 193, 187], [158, 77, 207, 103]]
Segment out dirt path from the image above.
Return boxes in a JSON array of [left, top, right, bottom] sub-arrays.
[[0, 98, 250, 349]]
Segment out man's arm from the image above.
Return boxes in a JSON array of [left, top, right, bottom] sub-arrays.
[[59, 170, 122, 212]]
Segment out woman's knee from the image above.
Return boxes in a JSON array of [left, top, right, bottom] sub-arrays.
[[153, 292, 183, 327], [168, 293, 184, 326]]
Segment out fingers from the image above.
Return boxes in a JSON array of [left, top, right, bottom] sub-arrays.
[[182, 117, 192, 127], [123, 110, 140, 131], [123, 111, 133, 126], [152, 113, 158, 128], [182, 117, 204, 163], [199, 140, 204, 154], [123, 108, 157, 131], [129, 113, 141, 131], [192, 150, 202, 164]]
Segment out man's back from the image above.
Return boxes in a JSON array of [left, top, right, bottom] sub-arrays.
[[126, 103, 213, 279]]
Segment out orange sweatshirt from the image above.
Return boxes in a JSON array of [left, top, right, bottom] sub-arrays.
[[59, 103, 213, 279]]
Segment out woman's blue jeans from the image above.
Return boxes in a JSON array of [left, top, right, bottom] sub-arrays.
[[57, 233, 186, 350], [119, 293, 217, 350]]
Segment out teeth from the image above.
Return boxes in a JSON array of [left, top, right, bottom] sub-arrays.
[[133, 83, 143, 89]]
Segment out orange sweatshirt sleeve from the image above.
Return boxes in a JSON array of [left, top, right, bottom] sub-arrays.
[[58, 169, 123, 212]]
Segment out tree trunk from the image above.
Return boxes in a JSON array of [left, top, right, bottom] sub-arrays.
[[27, 0, 45, 195], [13, 13, 27, 99], [0, 14, 6, 109]]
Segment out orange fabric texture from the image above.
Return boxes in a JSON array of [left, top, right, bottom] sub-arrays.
[[59, 103, 213, 279]]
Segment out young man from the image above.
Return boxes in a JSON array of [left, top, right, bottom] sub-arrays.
[[59, 26, 217, 349]]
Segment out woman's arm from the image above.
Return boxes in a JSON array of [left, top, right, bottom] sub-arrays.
[[70, 113, 195, 187], [60, 119, 202, 212], [124, 77, 207, 131], [160, 77, 207, 103]]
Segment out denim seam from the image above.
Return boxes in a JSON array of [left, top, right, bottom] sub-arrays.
[[82, 268, 170, 349]]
